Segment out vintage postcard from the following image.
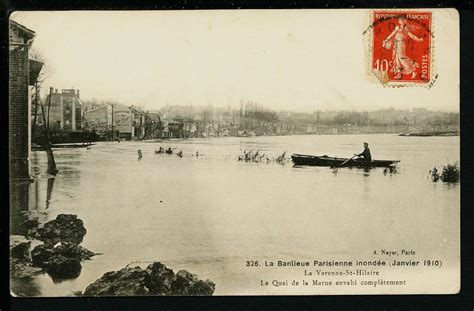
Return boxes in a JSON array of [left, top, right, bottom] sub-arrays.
[[9, 9, 459, 297]]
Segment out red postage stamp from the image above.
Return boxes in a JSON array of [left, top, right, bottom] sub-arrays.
[[371, 11, 432, 85]]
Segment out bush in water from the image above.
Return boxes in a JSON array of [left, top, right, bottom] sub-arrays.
[[441, 163, 460, 183], [430, 162, 460, 183]]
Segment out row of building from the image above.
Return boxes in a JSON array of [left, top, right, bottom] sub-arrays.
[[39, 89, 193, 141], [39, 92, 288, 141], [38, 88, 461, 142], [38, 89, 147, 140]]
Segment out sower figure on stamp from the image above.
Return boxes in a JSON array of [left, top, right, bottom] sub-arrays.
[[382, 16, 424, 79], [355, 142, 372, 162]]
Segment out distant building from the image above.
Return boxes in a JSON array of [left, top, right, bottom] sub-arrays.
[[144, 112, 162, 139], [131, 107, 146, 140], [84, 104, 112, 138], [168, 119, 184, 138], [84, 101, 107, 111], [45, 89, 84, 132], [113, 105, 133, 140], [113, 104, 146, 140]]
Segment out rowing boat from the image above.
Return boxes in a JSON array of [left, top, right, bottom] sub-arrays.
[[291, 154, 399, 168]]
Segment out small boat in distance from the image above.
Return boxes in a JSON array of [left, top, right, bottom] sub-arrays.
[[291, 154, 400, 168]]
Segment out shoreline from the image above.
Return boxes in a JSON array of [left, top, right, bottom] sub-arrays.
[[102, 131, 461, 144]]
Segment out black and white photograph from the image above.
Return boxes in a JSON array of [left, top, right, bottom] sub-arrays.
[[8, 9, 460, 297]]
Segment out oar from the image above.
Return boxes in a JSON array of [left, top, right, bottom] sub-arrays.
[[339, 154, 358, 167], [332, 154, 358, 172]]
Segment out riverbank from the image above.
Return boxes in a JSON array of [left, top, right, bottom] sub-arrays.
[[10, 213, 215, 297], [10, 214, 96, 296], [399, 131, 459, 137]]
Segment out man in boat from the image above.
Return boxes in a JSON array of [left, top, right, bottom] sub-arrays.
[[354, 142, 372, 162]]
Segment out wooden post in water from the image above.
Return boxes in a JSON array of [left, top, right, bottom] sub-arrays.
[[40, 87, 58, 176]]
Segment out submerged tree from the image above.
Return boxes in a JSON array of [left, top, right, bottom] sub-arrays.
[[430, 162, 460, 183], [29, 48, 58, 176], [30, 48, 53, 139]]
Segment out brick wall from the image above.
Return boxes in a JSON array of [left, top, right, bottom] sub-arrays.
[[9, 45, 31, 181]]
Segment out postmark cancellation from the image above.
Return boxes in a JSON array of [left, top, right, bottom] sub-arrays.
[[368, 10, 434, 87]]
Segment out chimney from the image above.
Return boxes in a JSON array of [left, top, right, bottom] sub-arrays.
[[49, 87, 53, 95], [76, 89, 80, 98]]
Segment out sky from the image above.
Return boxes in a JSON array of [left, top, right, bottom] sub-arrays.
[[11, 9, 459, 112]]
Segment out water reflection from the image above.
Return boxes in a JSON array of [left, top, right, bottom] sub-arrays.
[[362, 173, 370, 193], [46, 177, 56, 209], [10, 181, 30, 236]]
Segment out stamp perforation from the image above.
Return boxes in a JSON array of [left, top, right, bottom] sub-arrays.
[[365, 9, 435, 88]]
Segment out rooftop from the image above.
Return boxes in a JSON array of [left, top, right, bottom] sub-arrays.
[[9, 19, 36, 41]]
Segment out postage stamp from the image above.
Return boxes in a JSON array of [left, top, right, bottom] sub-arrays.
[[370, 11, 433, 85]]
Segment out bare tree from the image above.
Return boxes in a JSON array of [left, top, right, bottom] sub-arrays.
[[29, 48, 58, 175], [30, 48, 54, 132], [30, 47, 54, 83]]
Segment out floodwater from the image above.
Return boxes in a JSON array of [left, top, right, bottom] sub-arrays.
[[11, 134, 460, 296]]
